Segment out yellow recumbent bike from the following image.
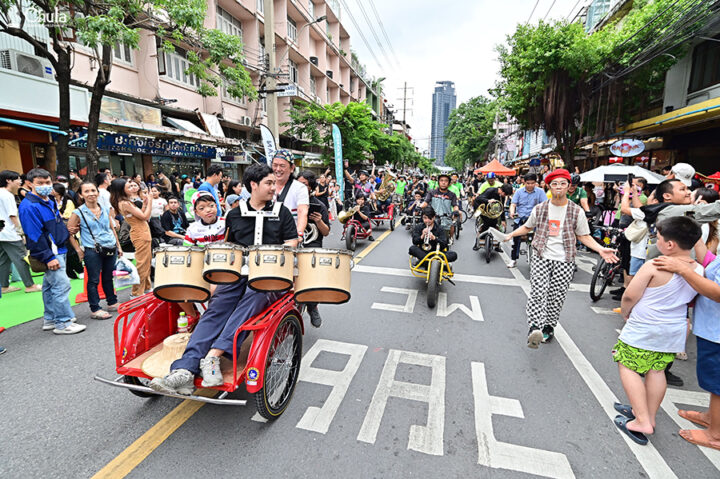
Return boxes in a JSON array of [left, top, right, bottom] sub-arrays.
[[409, 244, 455, 309]]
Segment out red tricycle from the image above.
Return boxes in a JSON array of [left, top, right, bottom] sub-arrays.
[[370, 202, 396, 232], [94, 291, 304, 420], [341, 218, 373, 251]]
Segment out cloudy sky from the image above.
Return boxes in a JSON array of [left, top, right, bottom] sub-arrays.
[[337, 0, 588, 155]]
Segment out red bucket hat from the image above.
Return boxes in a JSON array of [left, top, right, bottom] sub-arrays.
[[544, 169, 571, 184]]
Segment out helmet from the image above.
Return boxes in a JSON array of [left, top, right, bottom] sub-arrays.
[[486, 172, 496, 179], [570, 173, 581, 185]]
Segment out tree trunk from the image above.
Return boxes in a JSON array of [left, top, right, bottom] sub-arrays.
[[86, 45, 113, 179], [54, 48, 72, 178]]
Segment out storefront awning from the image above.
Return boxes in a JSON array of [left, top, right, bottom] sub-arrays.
[[0, 117, 67, 135], [619, 97, 720, 137], [166, 117, 206, 134]]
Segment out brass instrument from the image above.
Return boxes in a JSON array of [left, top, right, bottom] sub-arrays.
[[338, 206, 359, 224], [421, 227, 433, 251], [375, 171, 396, 202], [473, 199, 504, 220]]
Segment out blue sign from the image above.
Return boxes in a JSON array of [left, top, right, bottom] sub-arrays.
[[332, 124, 343, 201], [62, 128, 216, 159]]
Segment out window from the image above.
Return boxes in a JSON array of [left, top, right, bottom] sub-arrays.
[[287, 16, 297, 43], [222, 82, 246, 104], [326, 86, 330, 102], [310, 76, 316, 96], [113, 42, 132, 64], [257, 0, 263, 14], [163, 49, 200, 88], [217, 7, 242, 40], [308, 1, 315, 18], [288, 59, 298, 84], [689, 36, 720, 94]]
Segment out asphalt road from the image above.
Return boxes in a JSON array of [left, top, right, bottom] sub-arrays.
[[1, 213, 719, 478]]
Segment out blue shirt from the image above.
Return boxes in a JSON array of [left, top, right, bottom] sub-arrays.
[[73, 204, 117, 249], [198, 181, 222, 213], [512, 187, 547, 218], [694, 256, 720, 343]]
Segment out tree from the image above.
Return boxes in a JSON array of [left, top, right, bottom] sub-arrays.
[[444, 96, 497, 171], [374, 132, 418, 168], [0, 0, 256, 177], [284, 100, 386, 165]]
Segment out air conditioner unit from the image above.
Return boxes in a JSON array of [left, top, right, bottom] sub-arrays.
[[310, 56, 318, 66], [326, 70, 333, 79], [0, 49, 54, 80], [242, 116, 252, 126]]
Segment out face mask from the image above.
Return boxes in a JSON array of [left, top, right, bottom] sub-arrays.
[[61, 182, 69, 189], [35, 185, 53, 197], [69, 174, 75, 179]]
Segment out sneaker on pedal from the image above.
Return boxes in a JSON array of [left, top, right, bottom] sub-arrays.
[[542, 326, 555, 343], [200, 357, 224, 387], [527, 328, 543, 349], [150, 369, 195, 395]]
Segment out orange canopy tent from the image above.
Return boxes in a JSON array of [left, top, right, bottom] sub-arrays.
[[474, 159, 516, 176]]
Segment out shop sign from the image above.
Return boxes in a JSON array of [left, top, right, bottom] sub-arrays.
[[63, 128, 216, 159], [634, 155, 649, 167], [609, 138, 645, 157], [608, 156, 624, 164]]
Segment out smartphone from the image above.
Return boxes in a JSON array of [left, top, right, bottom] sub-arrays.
[[309, 202, 323, 216], [627, 173, 634, 185]]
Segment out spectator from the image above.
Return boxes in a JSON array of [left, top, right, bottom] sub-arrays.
[[68, 169, 81, 193], [110, 178, 152, 298], [145, 173, 157, 188], [150, 185, 167, 218], [160, 196, 189, 245], [17, 174, 32, 201], [67, 182, 121, 320], [0, 214, 5, 353], [95, 172, 112, 212], [0, 170, 41, 294], [132, 173, 147, 192], [225, 194, 240, 211], [52, 183, 83, 280], [156, 171, 172, 194], [224, 180, 242, 205], [55, 175, 77, 204], [19, 168, 85, 334], [198, 165, 224, 214]]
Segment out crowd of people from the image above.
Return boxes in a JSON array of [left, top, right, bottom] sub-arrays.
[[1, 156, 719, 451]]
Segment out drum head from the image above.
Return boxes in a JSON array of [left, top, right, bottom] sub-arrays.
[[153, 285, 210, 303], [203, 270, 242, 284], [248, 277, 293, 292], [294, 288, 350, 304]]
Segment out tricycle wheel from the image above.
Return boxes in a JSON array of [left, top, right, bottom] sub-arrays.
[[484, 234, 493, 263], [123, 375, 156, 398], [390, 216, 395, 231], [254, 314, 302, 420], [346, 225, 356, 251], [427, 259, 440, 308]]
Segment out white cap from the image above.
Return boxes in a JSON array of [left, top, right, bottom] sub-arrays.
[[671, 163, 695, 187]]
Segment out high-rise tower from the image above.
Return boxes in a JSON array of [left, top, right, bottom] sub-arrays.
[[430, 81, 456, 165]]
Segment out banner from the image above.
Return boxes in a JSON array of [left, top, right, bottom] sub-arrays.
[[260, 124, 277, 165], [332, 124, 344, 201]]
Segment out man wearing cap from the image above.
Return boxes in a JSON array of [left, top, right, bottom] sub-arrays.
[[150, 163, 299, 395], [504, 169, 618, 348], [272, 149, 309, 240], [478, 172, 500, 195], [421, 173, 459, 241]]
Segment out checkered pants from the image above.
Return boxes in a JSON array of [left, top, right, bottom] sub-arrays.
[[526, 255, 575, 330]]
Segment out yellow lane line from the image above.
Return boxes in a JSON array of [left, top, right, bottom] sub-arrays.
[[353, 228, 393, 264], [92, 390, 216, 479]]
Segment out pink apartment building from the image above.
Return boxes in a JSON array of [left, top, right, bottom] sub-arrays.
[[0, 0, 380, 178]]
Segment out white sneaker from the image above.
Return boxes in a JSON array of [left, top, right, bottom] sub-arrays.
[[44, 317, 77, 330], [507, 260, 517, 268], [200, 356, 224, 387], [150, 369, 195, 395], [53, 323, 87, 335]]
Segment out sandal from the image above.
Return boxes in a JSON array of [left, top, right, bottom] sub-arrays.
[[678, 409, 710, 428], [91, 310, 112, 320], [107, 303, 119, 312], [679, 429, 720, 451]]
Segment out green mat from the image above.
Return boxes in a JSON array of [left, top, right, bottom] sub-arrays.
[[0, 274, 86, 328]]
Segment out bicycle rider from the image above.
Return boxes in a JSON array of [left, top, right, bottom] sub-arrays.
[[421, 173, 459, 241], [471, 183, 513, 251], [507, 173, 547, 267], [409, 206, 458, 264]]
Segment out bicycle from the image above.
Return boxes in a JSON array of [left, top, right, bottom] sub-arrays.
[[589, 226, 624, 301]]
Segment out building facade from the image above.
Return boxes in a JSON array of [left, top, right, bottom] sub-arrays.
[[430, 81, 456, 166], [0, 0, 381, 177]]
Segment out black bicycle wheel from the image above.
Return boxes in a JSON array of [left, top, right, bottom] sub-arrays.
[[345, 225, 356, 251], [123, 375, 156, 398], [254, 314, 303, 420], [459, 209, 469, 224], [427, 260, 440, 308], [590, 259, 611, 301], [484, 234, 493, 263]]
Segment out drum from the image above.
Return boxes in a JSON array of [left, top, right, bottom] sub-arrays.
[[247, 245, 295, 292], [294, 248, 352, 304], [202, 243, 245, 284], [153, 246, 210, 302]]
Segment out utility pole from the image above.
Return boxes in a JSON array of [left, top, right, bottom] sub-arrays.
[[396, 82, 414, 136], [263, 0, 279, 140]]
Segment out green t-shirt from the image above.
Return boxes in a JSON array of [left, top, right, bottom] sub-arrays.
[[568, 187, 588, 205], [478, 181, 499, 194], [396, 180, 407, 195], [449, 182, 463, 198], [427, 180, 438, 190], [615, 193, 648, 219]]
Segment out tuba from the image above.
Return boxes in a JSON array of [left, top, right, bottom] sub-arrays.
[[375, 171, 396, 202], [474, 199, 504, 219], [338, 205, 359, 224]]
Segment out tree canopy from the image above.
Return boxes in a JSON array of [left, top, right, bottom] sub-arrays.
[[444, 96, 498, 171]]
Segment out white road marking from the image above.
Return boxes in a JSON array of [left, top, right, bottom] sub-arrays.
[[357, 349, 446, 456], [370, 286, 418, 313], [574, 256, 596, 275], [437, 293, 484, 321], [471, 362, 575, 478], [661, 388, 720, 469], [250, 413, 267, 423], [296, 339, 368, 434]]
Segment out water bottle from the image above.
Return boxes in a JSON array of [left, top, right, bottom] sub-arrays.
[[177, 312, 188, 334]]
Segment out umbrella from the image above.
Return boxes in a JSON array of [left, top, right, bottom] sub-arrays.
[[707, 171, 720, 180], [474, 159, 516, 176], [579, 163, 666, 184]]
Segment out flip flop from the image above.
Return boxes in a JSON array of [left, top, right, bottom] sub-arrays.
[[614, 415, 648, 445], [679, 429, 720, 451], [678, 410, 710, 428], [613, 402, 635, 420]]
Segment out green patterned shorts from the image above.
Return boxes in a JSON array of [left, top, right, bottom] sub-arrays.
[[612, 340, 675, 374]]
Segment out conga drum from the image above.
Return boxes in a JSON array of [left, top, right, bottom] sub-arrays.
[[246, 245, 295, 292], [153, 245, 210, 302], [202, 243, 245, 284], [294, 248, 352, 304]]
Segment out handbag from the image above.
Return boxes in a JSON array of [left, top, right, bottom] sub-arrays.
[[28, 255, 48, 273], [77, 207, 117, 256], [624, 219, 648, 243]]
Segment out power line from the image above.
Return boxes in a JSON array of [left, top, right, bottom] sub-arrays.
[[366, 0, 401, 68], [566, 0, 585, 21], [526, 0, 541, 23], [353, 0, 395, 71], [543, 0, 558, 20], [337, 0, 385, 70]]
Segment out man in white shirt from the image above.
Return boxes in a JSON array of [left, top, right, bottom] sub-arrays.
[[0, 170, 41, 293], [271, 149, 309, 240], [95, 172, 112, 212]]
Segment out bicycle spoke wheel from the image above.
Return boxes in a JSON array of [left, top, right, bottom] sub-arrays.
[[589, 259, 611, 301]]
